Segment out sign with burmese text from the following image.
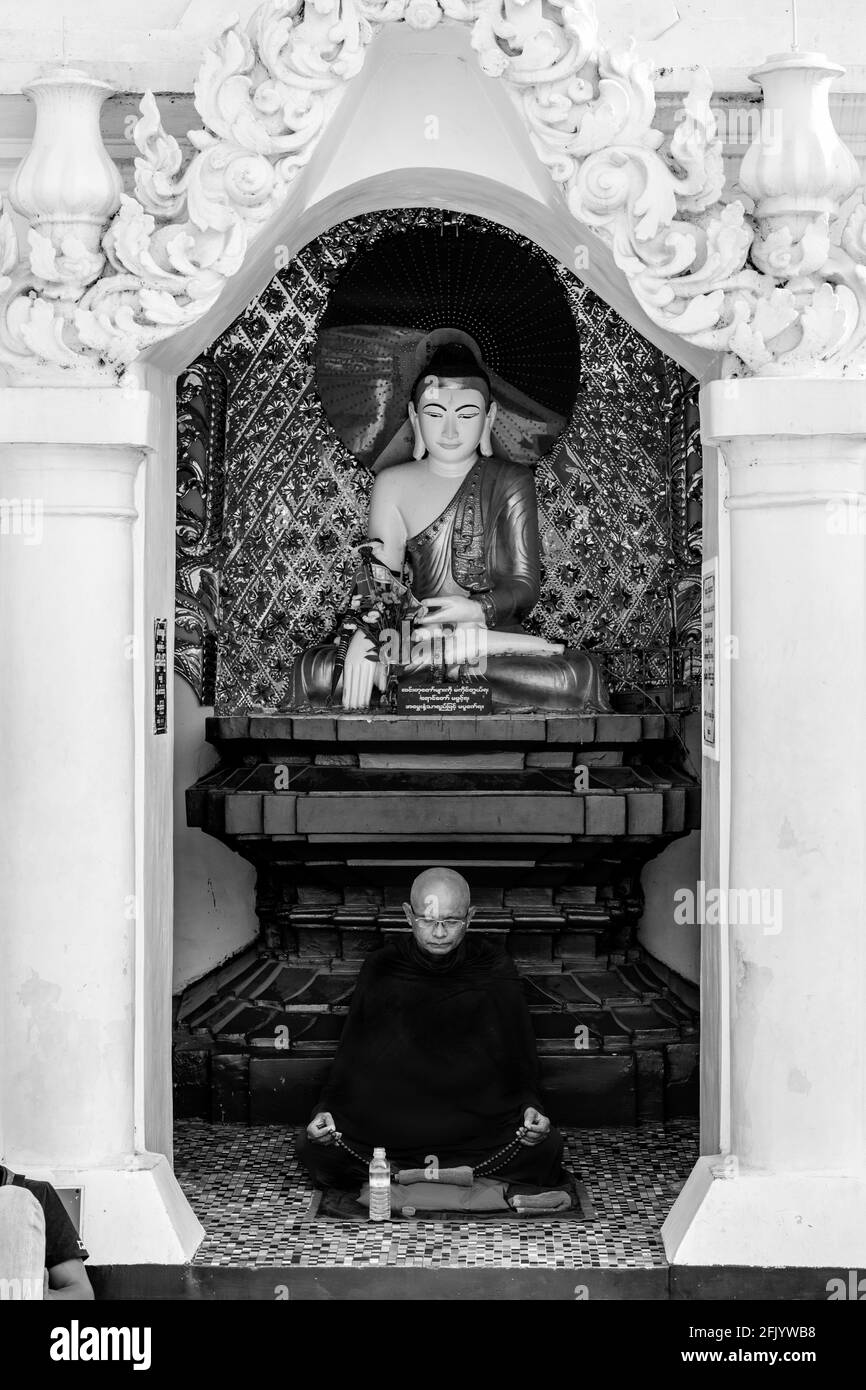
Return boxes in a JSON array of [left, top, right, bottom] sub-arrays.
[[397, 678, 492, 716], [154, 618, 168, 734], [701, 561, 717, 760]]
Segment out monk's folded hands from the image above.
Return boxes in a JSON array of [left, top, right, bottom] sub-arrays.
[[307, 1111, 339, 1145], [518, 1107, 552, 1146]]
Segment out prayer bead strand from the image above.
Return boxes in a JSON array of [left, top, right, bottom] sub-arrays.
[[332, 1135, 371, 1166], [474, 1135, 525, 1176], [330, 1131, 529, 1179]]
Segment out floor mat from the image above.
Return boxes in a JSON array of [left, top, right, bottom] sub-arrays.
[[174, 1119, 698, 1268], [307, 1170, 595, 1223]]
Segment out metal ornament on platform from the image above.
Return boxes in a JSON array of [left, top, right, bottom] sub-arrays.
[[175, 208, 702, 712]]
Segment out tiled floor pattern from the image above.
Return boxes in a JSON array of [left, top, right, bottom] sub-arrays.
[[175, 1120, 698, 1269]]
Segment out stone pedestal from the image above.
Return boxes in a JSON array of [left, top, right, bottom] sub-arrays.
[[0, 386, 202, 1262], [664, 378, 866, 1266]]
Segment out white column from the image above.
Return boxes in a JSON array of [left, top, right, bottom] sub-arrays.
[[664, 378, 866, 1266], [0, 387, 202, 1262]]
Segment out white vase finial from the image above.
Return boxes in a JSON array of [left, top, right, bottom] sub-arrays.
[[10, 68, 122, 264], [740, 52, 860, 230]]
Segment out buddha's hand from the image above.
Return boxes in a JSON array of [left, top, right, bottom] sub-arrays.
[[307, 1112, 339, 1145], [416, 595, 485, 627], [419, 623, 486, 669], [341, 627, 381, 710], [518, 1107, 551, 1147]]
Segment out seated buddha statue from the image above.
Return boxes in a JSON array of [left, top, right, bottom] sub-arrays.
[[283, 341, 611, 713]]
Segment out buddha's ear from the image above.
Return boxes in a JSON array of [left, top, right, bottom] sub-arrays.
[[402, 901, 415, 927], [466, 906, 477, 926], [408, 403, 426, 460], [479, 400, 497, 458]]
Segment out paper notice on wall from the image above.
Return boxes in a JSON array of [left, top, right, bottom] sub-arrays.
[[702, 560, 718, 760], [154, 618, 168, 735]]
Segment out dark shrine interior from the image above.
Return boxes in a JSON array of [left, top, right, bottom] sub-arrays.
[[175, 208, 703, 1142]]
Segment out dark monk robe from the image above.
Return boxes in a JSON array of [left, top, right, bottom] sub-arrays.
[[296, 935, 566, 1190]]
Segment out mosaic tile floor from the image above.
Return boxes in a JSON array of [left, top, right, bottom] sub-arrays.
[[174, 1120, 698, 1270]]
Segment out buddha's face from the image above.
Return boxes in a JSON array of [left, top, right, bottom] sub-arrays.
[[409, 382, 496, 465]]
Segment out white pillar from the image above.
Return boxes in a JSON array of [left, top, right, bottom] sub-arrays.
[[0, 387, 202, 1262], [664, 378, 866, 1266]]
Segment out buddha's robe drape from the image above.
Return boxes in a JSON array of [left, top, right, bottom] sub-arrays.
[[287, 457, 612, 712]]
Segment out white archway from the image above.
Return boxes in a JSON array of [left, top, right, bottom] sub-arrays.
[[1, 0, 866, 1271], [5, 1, 864, 386], [146, 20, 716, 381]]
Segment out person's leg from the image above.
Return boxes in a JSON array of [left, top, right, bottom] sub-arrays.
[[294, 1128, 369, 1190], [495, 1127, 567, 1186], [0, 1187, 46, 1300]]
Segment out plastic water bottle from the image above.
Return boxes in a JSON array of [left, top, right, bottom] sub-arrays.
[[368, 1146, 391, 1222]]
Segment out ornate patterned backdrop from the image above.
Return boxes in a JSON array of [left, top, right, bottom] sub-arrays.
[[176, 208, 702, 712]]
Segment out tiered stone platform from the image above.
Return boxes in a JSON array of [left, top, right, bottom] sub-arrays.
[[179, 709, 700, 1126], [188, 710, 699, 847]]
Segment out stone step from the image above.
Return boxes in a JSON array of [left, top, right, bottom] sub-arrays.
[[224, 1052, 643, 1127], [189, 778, 699, 841], [173, 959, 699, 1128], [205, 711, 677, 747]]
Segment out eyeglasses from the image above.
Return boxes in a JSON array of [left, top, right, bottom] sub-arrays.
[[415, 917, 467, 930]]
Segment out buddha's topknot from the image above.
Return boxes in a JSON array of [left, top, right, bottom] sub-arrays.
[[411, 342, 492, 405]]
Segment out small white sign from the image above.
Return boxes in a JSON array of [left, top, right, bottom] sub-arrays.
[[702, 560, 718, 760]]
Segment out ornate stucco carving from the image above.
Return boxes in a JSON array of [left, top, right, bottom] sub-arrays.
[[1, 2, 865, 381]]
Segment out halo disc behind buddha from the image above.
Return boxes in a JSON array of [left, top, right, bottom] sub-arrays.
[[315, 223, 581, 470]]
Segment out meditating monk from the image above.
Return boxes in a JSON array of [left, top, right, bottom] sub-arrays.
[[284, 340, 611, 713], [297, 867, 566, 1191]]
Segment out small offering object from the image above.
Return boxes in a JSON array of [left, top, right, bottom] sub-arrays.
[[395, 1165, 474, 1187], [510, 1191, 572, 1214], [368, 1147, 391, 1222]]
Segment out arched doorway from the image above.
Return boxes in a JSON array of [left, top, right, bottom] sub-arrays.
[[170, 204, 704, 1273], [0, 16, 730, 1278]]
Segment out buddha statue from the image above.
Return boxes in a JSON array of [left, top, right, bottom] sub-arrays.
[[282, 341, 611, 713]]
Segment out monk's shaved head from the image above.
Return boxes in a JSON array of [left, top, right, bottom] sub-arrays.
[[409, 867, 471, 921]]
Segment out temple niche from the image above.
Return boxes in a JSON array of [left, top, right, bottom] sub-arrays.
[[176, 206, 703, 1129], [178, 209, 702, 709]]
